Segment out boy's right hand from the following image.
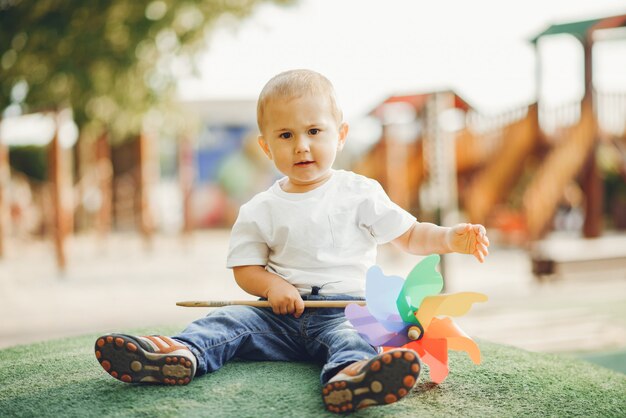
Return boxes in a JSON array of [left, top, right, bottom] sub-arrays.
[[266, 281, 305, 318]]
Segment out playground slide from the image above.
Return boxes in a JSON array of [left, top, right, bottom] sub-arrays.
[[522, 101, 596, 239], [464, 105, 539, 225]]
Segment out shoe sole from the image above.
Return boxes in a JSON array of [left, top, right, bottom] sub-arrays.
[[95, 334, 194, 385], [322, 350, 421, 413]]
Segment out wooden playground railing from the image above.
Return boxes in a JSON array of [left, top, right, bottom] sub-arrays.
[[595, 90, 626, 138], [464, 104, 539, 225], [539, 101, 583, 143], [460, 105, 530, 170]]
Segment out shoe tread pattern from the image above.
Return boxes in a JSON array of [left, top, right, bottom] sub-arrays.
[[322, 349, 421, 413], [94, 334, 193, 385]]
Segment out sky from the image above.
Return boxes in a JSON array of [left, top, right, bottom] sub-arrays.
[[177, 0, 626, 121]]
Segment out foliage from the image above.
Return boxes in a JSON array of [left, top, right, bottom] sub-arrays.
[[0, 0, 292, 142], [8, 145, 47, 181]]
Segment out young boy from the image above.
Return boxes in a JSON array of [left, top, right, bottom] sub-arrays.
[[95, 69, 490, 413]]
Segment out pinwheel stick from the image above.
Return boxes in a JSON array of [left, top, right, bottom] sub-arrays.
[[177, 300, 366, 308]]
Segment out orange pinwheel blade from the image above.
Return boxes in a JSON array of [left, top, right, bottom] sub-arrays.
[[427, 317, 481, 364]]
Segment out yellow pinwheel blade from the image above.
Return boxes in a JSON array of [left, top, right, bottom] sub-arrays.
[[416, 292, 488, 330]]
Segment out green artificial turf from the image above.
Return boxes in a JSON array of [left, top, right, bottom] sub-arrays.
[[1, 328, 625, 417], [580, 349, 626, 375]]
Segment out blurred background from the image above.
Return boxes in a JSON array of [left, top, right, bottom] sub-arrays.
[[1, 1, 625, 373]]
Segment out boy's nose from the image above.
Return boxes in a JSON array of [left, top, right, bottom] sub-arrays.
[[294, 135, 310, 153]]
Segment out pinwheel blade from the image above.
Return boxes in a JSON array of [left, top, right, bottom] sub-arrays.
[[365, 266, 406, 332], [406, 337, 449, 384], [345, 303, 400, 346], [416, 292, 488, 330], [427, 317, 482, 364], [396, 254, 443, 323]]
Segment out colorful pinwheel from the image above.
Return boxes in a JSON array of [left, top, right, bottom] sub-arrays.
[[345, 254, 487, 383]]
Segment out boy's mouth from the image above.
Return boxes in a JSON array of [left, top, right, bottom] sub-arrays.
[[295, 160, 314, 166]]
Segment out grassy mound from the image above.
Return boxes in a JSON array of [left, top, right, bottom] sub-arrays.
[[1, 328, 625, 417]]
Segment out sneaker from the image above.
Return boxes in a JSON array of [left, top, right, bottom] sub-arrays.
[[95, 334, 197, 385], [322, 349, 421, 413]]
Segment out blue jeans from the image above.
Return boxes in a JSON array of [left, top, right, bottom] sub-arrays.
[[172, 294, 377, 384]]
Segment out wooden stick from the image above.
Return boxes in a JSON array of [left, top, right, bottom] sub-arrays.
[[176, 300, 366, 308]]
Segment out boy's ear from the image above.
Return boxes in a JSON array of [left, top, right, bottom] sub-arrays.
[[257, 135, 272, 160], [337, 122, 349, 151]]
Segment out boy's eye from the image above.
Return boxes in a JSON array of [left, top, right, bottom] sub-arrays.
[[279, 132, 292, 139], [308, 128, 320, 135]]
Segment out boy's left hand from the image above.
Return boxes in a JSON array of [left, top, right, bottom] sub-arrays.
[[446, 223, 490, 263]]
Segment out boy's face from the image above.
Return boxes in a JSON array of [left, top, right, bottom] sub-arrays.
[[258, 94, 348, 193]]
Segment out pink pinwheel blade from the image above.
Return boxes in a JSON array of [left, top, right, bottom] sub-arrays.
[[406, 338, 450, 384], [345, 303, 401, 346]]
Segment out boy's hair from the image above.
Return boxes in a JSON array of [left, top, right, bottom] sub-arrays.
[[256, 69, 343, 132]]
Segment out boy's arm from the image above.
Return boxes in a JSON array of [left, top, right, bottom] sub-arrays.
[[391, 222, 490, 263], [233, 265, 305, 318]]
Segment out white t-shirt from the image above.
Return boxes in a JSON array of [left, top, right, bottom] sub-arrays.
[[226, 170, 416, 296]]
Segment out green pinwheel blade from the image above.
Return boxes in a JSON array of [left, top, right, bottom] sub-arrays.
[[396, 254, 443, 323]]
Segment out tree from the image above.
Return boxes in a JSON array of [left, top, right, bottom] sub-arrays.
[[0, 0, 292, 140]]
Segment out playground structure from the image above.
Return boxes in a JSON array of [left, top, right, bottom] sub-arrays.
[[1, 14, 625, 272], [354, 14, 626, 243], [0, 111, 161, 270]]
